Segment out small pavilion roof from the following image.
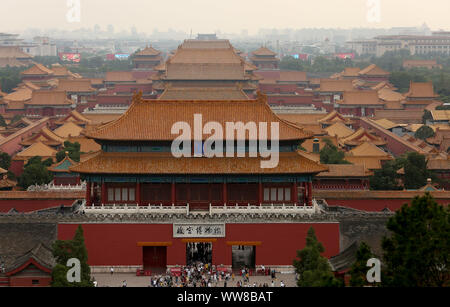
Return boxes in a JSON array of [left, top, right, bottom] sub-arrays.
[[25, 91, 72, 106], [53, 122, 83, 138], [21, 64, 54, 76], [48, 153, 78, 173], [347, 142, 390, 157], [324, 122, 355, 139], [135, 46, 162, 56], [318, 111, 354, 125], [20, 126, 65, 146], [358, 64, 390, 76], [340, 128, 386, 146], [252, 46, 277, 57], [405, 82, 439, 99], [13, 141, 57, 161]]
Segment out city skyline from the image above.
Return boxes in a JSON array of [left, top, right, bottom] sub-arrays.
[[3, 0, 450, 35]]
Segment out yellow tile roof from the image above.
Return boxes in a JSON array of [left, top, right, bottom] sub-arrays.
[[14, 141, 57, 160], [348, 142, 391, 157], [431, 110, 450, 121], [325, 122, 354, 138], [53, 122, 83, 138], [70, 151, 328, 175], [373, 118, 402, 130]]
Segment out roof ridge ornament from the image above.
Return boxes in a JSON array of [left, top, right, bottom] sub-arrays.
[[132, 91, 143, 104], [256, 91, 267, 104]]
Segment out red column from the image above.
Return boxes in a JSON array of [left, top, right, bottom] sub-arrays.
[[258, 182, 263, 205], [301, 182, 306, 206], [137, 182, 141, 206], [293, 182, 298, 205], [101, 183, 106, 205], [86, 182, 91, 206], [307, 182, 313, 206], [223, 182, 227, 205], [171, 182, 176, 205]]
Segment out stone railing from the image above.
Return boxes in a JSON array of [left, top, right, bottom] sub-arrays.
[[79, 203, 190, 215], [27, 182, 86, 192], [78, 200, 322, 216], [209, 203, 319, 215]]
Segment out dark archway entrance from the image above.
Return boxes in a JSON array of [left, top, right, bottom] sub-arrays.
[[232, 245, 256, 270], [186, 242, 213, 265]]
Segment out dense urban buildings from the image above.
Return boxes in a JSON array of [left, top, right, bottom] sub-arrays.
[[0, 22, 449, 289]]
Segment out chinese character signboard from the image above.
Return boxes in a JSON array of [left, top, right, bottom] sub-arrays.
[[173, 224, 225, 238]]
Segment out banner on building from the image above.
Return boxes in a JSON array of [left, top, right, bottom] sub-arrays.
[[173, 224, 226, 238], [59, 53, 81, 63]]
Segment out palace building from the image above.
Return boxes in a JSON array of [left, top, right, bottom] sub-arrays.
[[152, 40, 260, 97], [63, 93, 336, 273]]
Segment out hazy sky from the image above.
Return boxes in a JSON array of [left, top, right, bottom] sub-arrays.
[[2, 0, 450, 34]]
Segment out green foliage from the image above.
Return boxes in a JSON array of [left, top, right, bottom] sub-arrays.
[[51, 264, 71, 287], [18, 156, 53, 189], [10, 114, 22, 124], [0, 66, 27, 93], [349, 242, 375, 287], [382, 193, 450, 287], [0, 151, 11, 170], [56, 141, 81, 162], [51, 225, 93, 287], [320, 139, 351, 165], [279, 56, 354, 73], [369, 160, 403, 191], [389, 71, 428, 93], [32, 56, 61, 67], [422, 110, 433, 124], [0, 114, 6, 127], [293, 227, 342, 287], [68, 55, 133, 75], [403, 152, 433, 189], [370, 152, 433, 190], [414, 125, 435, 140]]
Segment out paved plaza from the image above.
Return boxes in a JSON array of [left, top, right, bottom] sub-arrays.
[[92, 272, 298, 287]]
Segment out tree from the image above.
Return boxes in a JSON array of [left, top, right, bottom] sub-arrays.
[[422, 110, 433, 124], [414, 125, 435, 140], [51, 264, 71, 287], [56, 141, 81, 162], [18, 156, 53, 189], [293, 227, 342, 287], [51, 225, 93, 287], [10, 114, 22, 124], [320, 139, 351, 165], [0, 151, 11, 170], [403, 152, 433, 189], [370, 160, 403, 190], [0, 114, 6, 127], [349, 242, 375, 287], [382, 193, 450, 287]]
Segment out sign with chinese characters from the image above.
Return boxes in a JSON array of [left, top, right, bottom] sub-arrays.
[[173, 224, 226, 238]]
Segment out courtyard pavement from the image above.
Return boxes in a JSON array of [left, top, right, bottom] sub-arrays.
[[92, 272, 298, 287]]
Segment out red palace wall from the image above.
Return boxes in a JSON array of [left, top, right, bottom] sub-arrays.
[[8, 277, 51, 287], [325, 198, 449, 212], [58, 223, 340, 267], [359, 118, 417, 156], [0, 199, 76, 213]]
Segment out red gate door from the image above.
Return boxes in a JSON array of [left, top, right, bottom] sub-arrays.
[[143, 246, 167, 273]]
